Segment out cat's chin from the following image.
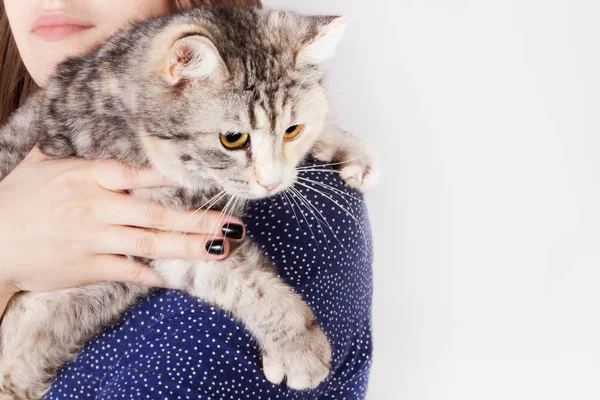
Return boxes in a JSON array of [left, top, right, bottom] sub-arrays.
[[242, 192, 279, 200], [243, 185, 291, 200], [222, 189, 273, 201], [217, 183, 284, 200]]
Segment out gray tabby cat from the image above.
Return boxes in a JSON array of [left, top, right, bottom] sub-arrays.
[[0, 6, 377, 399]]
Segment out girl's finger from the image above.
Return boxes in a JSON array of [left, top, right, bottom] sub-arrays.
[[91, 160, 177, 191], [98, 193, 245, 240], [97, 226, 230, 260], [90, 255, 167, 288]]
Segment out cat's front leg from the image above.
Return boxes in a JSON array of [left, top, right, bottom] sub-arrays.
[[311, 124, 380, 192], [153, 242, 332, 390]]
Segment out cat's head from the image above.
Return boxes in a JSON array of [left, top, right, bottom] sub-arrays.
[[137, 8, 346, 199]]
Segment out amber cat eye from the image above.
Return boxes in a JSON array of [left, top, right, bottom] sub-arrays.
[[220, 132, 249, 149], [284, 124, 305, 140]]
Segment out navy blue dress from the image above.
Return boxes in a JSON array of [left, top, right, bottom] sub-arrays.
[[45, 160, 374, 400]]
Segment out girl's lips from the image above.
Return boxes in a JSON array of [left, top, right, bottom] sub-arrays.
[[31, 14, 94, 41]]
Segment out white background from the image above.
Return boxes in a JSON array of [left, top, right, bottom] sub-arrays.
[[265, 1, 600, 399]]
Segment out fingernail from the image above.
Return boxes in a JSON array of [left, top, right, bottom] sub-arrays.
[[221, 223, 244, 240], [206, 239, 226, 255]]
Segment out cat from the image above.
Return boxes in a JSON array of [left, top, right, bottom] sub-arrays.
[[0, 6, 377, 399]]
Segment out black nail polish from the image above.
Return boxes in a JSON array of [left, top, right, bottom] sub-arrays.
[[221, 223, 244, 240], [206, 239, 226, 255]]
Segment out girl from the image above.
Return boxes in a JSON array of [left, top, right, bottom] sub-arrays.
[[0, 1, 373, 398]]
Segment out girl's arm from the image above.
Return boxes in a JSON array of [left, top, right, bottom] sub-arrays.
[[0, 148, 246, 308]]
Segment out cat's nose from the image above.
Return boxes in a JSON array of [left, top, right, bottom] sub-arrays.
[[258, 179, 283, 192]]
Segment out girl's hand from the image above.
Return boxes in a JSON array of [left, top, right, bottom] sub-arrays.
[[0, 147, 244, 294]]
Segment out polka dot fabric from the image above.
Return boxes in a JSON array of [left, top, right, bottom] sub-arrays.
[[45, 159, 374, 400]]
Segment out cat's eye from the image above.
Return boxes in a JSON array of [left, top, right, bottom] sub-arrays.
[[284, 124, 305, 140], [220, 132, 249, 149]]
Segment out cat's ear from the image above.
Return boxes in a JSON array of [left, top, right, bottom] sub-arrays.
[[296, 16, 347, 68], [167, 35, 228, 85]]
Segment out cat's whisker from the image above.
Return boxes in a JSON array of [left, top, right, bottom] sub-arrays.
[[223, 193, 242, 241], [283, 189, 320, 250], [292, 71, 340, 98], [280, 191, 301, 232], [204, 194, 233, 253], [297, 91, 328, 108], [298, 96, 326, 110], [280, 191, 301, 233], [235, 199, 246, 219], [290, 73, 318, 97], [181, 191, 229, 236], [209, 194, 236, 247], [167, 190, 228, 260], [238, 197, 248, 214], [291, 187, 343, 250], [296, 176, 365, 204], [295, 182, 356, 216], [230, 194, 240, 217], [289, 186, 343, 250], [297, 177, 355, 211], [296, 151, 369, 170], [181, 190, 227, 232], [288, 187, 329, 250], [294, 181, 366, 241], [296, 169, 341, 174], [185, 191, 227, 234], [185, 192, 231, 257]]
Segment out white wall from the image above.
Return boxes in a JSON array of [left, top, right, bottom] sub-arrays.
[[265, 1, 600, 399]]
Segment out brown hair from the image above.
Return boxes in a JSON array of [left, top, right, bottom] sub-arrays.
[[0, 0, 261, 126]]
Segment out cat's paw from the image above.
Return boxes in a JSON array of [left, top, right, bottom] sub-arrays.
[[311, 124, 380, 193], [339, 161, 380, 192], [262, 322, 332, 390]]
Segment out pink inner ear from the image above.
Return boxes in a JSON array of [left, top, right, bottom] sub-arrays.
[[168, 35, 228, 84], [170, 43, 194, 79], [177, 46, 195, 65]]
